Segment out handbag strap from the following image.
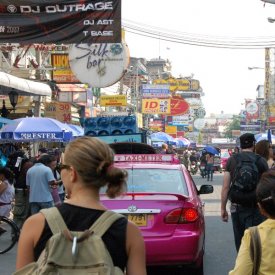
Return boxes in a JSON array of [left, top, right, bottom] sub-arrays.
[[249, 226, 262, 275]]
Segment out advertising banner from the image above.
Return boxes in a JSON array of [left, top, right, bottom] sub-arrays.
[[100, 95, 127, 106], [51, 54, 79, 83], [97, 133, 143, 144], [0, 0, 121, 43], [141, 84, 170, 98], [142, 99, 170, 114], [44, 102, 72, 123], [165, 125, 177, 134], [170, 97, 189, 116], [167, 115, 190, 126], [153, 78, 200, 92], [240, 121, 261, 132], [148, 119, 165, 131], [245, 99, 259, 120]]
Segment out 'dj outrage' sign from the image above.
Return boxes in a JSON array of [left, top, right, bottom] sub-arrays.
[[0, 0, 121, 43]]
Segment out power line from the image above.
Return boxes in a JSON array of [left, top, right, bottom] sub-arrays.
[[122, 19, 275, 49]]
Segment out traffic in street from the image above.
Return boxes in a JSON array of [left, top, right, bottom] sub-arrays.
[[0, 172, 237, 275]]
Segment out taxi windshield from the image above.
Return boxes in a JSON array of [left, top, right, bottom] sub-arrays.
[[125, 168, 188, 195]]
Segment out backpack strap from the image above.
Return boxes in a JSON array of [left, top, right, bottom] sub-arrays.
[[40, 207, 68, 234], [249, 226, 262, 275], [90, 210, 124, 237]]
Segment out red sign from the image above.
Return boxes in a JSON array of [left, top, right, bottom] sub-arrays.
[[170, 96, 189, 116]]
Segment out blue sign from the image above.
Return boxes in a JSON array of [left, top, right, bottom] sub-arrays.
[[96, 134, 143, 144], [142, 84, 170, 98]]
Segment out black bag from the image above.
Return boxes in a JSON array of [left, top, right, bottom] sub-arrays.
[[229, 153, 260, 204]]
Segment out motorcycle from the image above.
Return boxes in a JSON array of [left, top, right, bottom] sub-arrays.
[[190, 161, 199, 175], [199, 161, 206, 178]]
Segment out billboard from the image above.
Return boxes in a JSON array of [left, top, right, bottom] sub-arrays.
[[100, 95, 127, 106], [51, 54, 79, 83], [141, 84, 170, 98], [0, 0, 121, 43], [142, 99, 170, 114]]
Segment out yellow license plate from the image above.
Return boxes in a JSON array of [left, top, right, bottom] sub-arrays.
[[127, 214, 147, 226]]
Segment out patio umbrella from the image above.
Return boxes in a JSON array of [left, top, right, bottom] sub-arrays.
[[150, 132, 175, 142], [255, 132, 275, 144], [0, 117, 73, 142], [174, 138, 190, 147], [204, 145, 219, 155], [0, 117, 13, 129], [65, 124, 84, 137]]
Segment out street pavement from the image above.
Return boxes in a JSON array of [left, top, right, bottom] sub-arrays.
[[0, 172, 236, 275]]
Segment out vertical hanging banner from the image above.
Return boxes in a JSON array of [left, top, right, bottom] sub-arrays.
[[0, 0, 121, 43], [245, 99, 259, 120]]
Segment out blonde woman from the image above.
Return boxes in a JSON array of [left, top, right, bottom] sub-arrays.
[[16, 137, 146, 275]]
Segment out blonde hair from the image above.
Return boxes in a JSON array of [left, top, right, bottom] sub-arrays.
[[64, 136, 127, 198]]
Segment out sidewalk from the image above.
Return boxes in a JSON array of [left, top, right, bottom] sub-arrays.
[[0, 244, 17, 275]]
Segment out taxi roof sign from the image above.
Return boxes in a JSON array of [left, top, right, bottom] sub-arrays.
[[114, 154, 174, 162]]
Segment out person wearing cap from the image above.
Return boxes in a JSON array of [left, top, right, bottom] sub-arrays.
[[221, 133, 269, 251]]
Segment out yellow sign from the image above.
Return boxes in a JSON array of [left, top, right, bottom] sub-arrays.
[[51, 54, 79, 83], [142, 99, 170, 114], [100, 95, 127, 106], [136, 113, 143, 128], [153, 78, 193, 92], [165, 125, 177, 134], [44, 102, 71, 123]]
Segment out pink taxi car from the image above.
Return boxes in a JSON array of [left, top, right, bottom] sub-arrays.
[[101, 150, 213, 274]]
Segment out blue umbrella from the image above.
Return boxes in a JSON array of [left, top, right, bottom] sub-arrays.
[[204, 145, 219, 155], [0, 117, 73, 142], [65, 124, 84, 137], [150, 132, 175, 142]]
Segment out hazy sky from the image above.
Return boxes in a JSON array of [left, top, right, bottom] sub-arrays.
[[122, 0, 275, 115]]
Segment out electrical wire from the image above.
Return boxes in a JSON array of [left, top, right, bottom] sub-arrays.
[[122, 19, 275, 49]]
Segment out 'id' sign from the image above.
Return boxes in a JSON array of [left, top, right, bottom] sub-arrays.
[[142, 99, 171, 114]]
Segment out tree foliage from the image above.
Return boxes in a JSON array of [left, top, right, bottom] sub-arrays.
[[224, 116, 240, 138]]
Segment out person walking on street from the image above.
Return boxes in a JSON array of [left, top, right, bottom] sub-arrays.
[[15, 136, 146, 275], [0, 167, 15, 218], [206, 152, 214, 181], [229, 169, 275, 275], [26, 154, 57, 215], [221, 133, 269, 251], [255, 139, 274, 169]]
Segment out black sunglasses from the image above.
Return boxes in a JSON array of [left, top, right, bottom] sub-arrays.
[[58, 164, 71, 171]]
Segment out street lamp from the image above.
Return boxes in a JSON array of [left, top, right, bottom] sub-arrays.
[[8, 89, 19, 113], [267, 17, 275, 23], [248, 66, 264, 70]]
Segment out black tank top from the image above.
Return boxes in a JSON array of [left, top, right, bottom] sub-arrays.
[[34, 203, 128, 270]]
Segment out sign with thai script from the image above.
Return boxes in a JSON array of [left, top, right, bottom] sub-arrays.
[[0, 0, 121, 43], [141, 84, 170, 98], [100, 95, 127, 106]]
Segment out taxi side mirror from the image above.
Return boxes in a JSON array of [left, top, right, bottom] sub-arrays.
[[198, 184, 214, 195]]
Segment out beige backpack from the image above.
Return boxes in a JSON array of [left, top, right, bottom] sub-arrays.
[[13, 207, 125, 275]]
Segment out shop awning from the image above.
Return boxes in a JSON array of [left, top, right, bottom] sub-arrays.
[[0, 71, 52, 97]]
